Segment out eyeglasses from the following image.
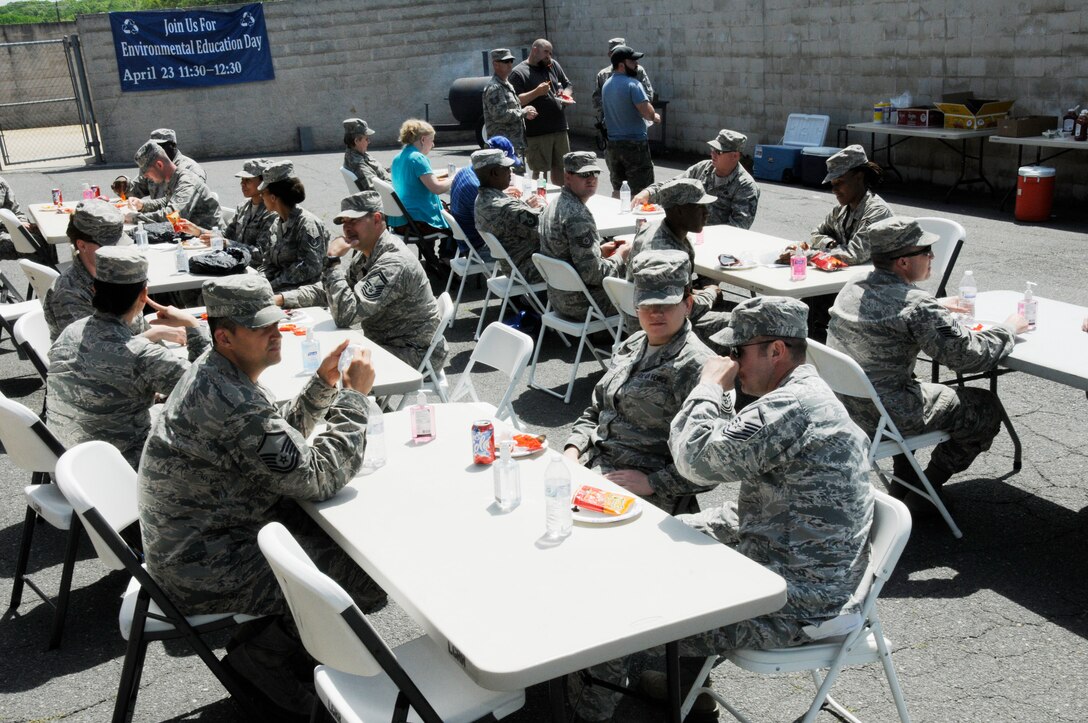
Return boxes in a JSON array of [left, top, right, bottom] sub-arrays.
[[727, 339, 777, 358], [893, 247, 934, 260], [575, 171, 600, 179]]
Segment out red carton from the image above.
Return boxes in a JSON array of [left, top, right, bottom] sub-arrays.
[[895, 108, 944, 127]]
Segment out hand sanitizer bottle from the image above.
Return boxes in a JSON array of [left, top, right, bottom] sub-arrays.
[[409, 390, 435, 442], [134, 221, 148, 247], [493, 440, 521, 511], [301, 328, 320, 373], [1017, 281, 1037, 330], [619, 181, 631, 214], [790, 246, 807, 281]]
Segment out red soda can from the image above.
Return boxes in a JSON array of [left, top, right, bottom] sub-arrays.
[[472, 419, 496, 465], [51, 188, 62, 205], [90, 184, 101, 198]]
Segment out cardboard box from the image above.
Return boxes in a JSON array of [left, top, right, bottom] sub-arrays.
[[895, 107, 944, 127], [935, 94, 1016, 130], [996, 115, 1059, 137]]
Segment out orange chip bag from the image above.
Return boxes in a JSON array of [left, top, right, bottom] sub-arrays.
[[512, 433, 542, 451], [573, 485, 635, 516], [166, 210, 182, 232]]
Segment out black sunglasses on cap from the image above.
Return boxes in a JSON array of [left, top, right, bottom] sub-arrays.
[[575, 171, 600, 179]]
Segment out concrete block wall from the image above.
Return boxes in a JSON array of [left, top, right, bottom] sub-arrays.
[[75, 0, 542, 164], [0, 22, 81, 129], [545, 0, 1088, 201]]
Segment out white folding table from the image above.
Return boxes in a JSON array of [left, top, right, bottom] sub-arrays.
[[585, 193, 642, 236], [988, 134, 1088, 210], [142, 242, 258, 294], [303, 402, 786, 722]]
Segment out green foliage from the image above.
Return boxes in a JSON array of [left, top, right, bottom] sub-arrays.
[[0, 0, 238, 26]]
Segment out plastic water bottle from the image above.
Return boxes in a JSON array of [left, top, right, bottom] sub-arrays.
[[544, 454, 572, 540], [362, 399, 386, 471], [619, 181, 631, 214], [493, 440, 521, 511], [81, 182, 92, 201], [175, 242, 188, 273], [301, 327, 320, 373], [959, 270, 977, 325], [210, 226, 224, 251], [134, 221, 148, 247]]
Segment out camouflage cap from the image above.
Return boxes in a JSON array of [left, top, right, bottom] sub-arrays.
[[708, 129, 747, 153], [203, 275, 285, 328], [822, 144, 867, 183], [610, 45, 644, 63], [148, 128, 177, 144], [710, 295, 809, 347], [471, 148, 515, 170], [72, 199, 125, 246], [333, 191, 383, 224], [94, 246, 147, 284], [607, 37, 626, 50], [343, 118, 375, 137], [234, 158, 270, 179], [633, 249, 690, 307], [653, 177, 716, 208], [867, 216, 939, 257], [134, 141, 167, 174], [490, 48, 515, 62], [258, 160, 295, 190], [563, 151, 601, 174]]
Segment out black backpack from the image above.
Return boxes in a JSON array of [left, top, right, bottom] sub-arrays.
[[187, 247, 252, 276]]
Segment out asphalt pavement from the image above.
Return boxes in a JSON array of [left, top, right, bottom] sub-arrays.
[[1, 139, 1086, 722]]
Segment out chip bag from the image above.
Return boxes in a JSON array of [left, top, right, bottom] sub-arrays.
[[573, 485, 635, 516], [811, 252, 848, 271], [166, 210, 183, 232]]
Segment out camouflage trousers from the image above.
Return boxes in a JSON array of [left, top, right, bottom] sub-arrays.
[[552, 285, 618, 322], [605, 140, 654, 195], [567, 503, 808, 721], [583, 456, 698, 516], [849, 382, 1003, 475]]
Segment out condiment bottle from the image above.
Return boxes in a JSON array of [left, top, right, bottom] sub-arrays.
[[493, 440, 521, 511], [1062, 106, 1080, 135], [409, 390, 435, 442], [1075, 110, 1088, 142], [1017, 281, 1037, 330]]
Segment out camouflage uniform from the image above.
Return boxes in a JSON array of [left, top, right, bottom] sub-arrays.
[[645, 160, 761, 229], [830, 267, 1015, 475], [810, 190, 893, 265], [261, 206, 330, 292], [282, 229, 447, 371], [474, 185, 543, 284], [604, 140, 654, 196], [344, 148, 391, 193], [225, 200, 275, 267], [571, 296, 875, 721], [539, 186, 624, 320], [134, 167, 222, 230], [0, 175, 27, 245], [139, 276, 383, 616], [482, 69, 530, 158]]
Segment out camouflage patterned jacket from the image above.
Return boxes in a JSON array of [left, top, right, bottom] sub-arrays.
[[43, 256, 149, 341], [645, 160, 760, 229], [47, 312, 209, 468], [668, 364, 874, 624], [810, 191, 892, 264], [828, 268, 1017, 430], [224, 199, 275, 267], [626, 219, 717, 321], [474, 186, 543, 283], [482, 74, 529, 154], [539, 187, 624, 319], [261, 206, 330, 292], [139, 349, 369, 614], [129, 152, 207, 200], [344, 149, 391, 193], [567, 321, 712, 492], [134, 167, 222, 230]]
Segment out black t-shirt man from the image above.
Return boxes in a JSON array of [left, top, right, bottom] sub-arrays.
[[509, 58, 571, 137]]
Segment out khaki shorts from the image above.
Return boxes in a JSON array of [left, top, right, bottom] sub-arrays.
[[525, 131, 570, 173]]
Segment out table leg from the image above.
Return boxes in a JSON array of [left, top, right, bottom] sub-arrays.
[[666, 640, 682, 723], [940, 138, 993, 202], [547, 676, 568, 722], [990, 373, 1022, 472], [871, 132, 904, 183], [999, 146, 1025, 212]]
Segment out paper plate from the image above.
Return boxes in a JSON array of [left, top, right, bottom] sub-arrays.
[[719, 260, 759, 271], [572, 497, 643, 524], [511, 438, 549, 458]]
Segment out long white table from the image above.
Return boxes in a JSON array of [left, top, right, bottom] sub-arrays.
[[988, 134, 1088, 210], [585, 193, 643, 236], [693, 224, 873, 298], [303, 402, 786, 720], [143, 242, 258, 294], [846, 121, 998, 200], [27, 201, 83, 245]]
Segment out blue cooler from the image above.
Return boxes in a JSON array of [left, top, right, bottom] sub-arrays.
[[753, 114, 831, 182]]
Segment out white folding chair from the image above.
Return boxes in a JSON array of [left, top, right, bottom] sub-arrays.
[[55, 441, 263, 722], [341, 166, 360, 195], [806, 339, 960, 538], [914, 217, 966, 382], [258, 522, 525, 723], [474, 231, 552, 343], [13, 308, 51, 382], [17, 259, 59, 301], [603, 276, 637, 350], [441, 210, 493, 327], [1, 208, 55, 308], [449, 322, 534, 430], [418, 291, 455, 402], [372, 177, 446, 264], [0, 393, 76, 650], [683, 491, 912, 723], [219, 205, 237, 226], [528, 253, 620, 403]]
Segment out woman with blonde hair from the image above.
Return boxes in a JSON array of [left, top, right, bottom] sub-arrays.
[[391, 118, 453, 271]]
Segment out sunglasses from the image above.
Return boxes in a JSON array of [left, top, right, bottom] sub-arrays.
[[893, 247, 934, 260], [727, 339, 776, 358], [575, 171, 600, 179]]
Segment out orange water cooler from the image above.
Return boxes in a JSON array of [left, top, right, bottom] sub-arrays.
[[1015, 165, 1056, 222]]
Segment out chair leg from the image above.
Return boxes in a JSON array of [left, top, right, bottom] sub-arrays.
[[474, 286, 496, 341], [47, 520, 82, 650], [7, 504, 38, 611], [680, 656, 717, 719], [449, 271, 470, 328], [563, 330, 589, 403], [114, 594, 152, 723], [872, 620, 912, 723], [526, 320, 548, 393]]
